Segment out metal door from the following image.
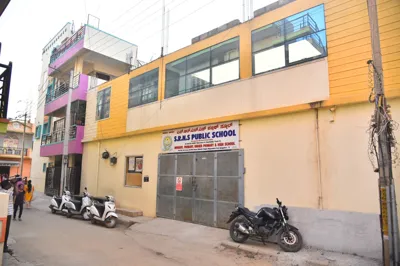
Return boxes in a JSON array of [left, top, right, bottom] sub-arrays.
[[157, 150, 244, 229]]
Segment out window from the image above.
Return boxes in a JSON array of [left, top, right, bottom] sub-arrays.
[[252, 4, 327, 75], [165, 37, 239, 99], [35, 125, 42, 139], [42, 122, 49, 135], [128, 68, 159, 108], [43, 163, 47, 172], [96, 87, 111, 120], [125, 156, 143, 187]]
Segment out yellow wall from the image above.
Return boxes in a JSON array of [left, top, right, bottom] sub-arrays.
[[90, 0, 399, 142], [82, 133, 161, 217], [82, 99, 400, 215], [378, 0, 400, 93]]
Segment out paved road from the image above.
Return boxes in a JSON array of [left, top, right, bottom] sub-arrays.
[[4, 196, 269, 266]]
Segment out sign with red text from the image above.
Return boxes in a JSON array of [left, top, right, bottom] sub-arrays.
[[161, 121, 239, 153], [176, 177, 183, 191]]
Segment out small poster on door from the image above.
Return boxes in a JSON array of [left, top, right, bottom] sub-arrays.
[[176, 176, 183, 191], [128, 157, 136, 172], [135, 157, 143, 173]]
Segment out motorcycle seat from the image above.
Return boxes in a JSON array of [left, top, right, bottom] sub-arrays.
[[242, 207, 257, 217]]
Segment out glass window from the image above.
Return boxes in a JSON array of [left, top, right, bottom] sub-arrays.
[[96, 87, 111, 120], [129, 68, 159, 108], [125, 156, 143, 187], [165, 37, 239, 99], [43, 163, 47, 172], [252, 4, 327, 75], [35, 125, 42, 139]]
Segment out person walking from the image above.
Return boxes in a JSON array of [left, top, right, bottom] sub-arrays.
[[0, 180, 13, 254], [13, 184, 25, 221], [24, 180, 34, 208]]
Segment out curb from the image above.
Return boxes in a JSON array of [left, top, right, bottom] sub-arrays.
[[220, 240, 279, 259], [117, 217, 136, 228]]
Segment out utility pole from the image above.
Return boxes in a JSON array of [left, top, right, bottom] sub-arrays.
[[367, 0, 400, 265], [59, 70, 74, 196], [19, 112, 27, 176]]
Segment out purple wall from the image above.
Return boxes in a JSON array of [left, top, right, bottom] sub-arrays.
[[48, 38, 85, 75], [44, 74, 88, 115], [40, 126, 84, 157]]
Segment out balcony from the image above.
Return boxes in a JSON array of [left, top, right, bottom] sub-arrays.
[[48, 26, 85, 76], [44, 74, 88, 116], [40, 125, 84, 157], [0, 147, 29, 158]]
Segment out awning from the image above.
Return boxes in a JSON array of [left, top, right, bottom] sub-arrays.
[[0, 160, 20, 167]]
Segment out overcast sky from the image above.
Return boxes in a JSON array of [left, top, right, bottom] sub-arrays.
[[0, 0, 276, 121]]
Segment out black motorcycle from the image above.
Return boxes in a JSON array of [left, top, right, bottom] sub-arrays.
[[226, 198, 303, 252]]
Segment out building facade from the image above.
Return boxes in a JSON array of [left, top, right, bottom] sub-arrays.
[[0, 121, 34, 177], [80, 0, 399, 259], [31, 22, 137, 195]]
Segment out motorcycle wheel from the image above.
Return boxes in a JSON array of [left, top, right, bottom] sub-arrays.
[[278, 229, 303, 252], [105, 217, 117, 229], [229, 216, 249, 243], [51, 209, 56, 214], [90, 217, 96, 224], [66, 211, 72, 218]]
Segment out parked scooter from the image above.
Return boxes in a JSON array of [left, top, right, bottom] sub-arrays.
[[49, 189, 71, 214], [64, 187, 92, 220], [89, 195, 118, 228]]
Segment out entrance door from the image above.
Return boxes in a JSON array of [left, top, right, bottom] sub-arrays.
[[157, 150, 244, 229]]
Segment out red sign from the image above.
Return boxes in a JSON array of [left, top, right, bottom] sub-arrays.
[[176, 177, 183, 191]]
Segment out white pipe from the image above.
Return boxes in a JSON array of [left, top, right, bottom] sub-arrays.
[[161, 0, 166, 56], [242, 0, 246, 22], [165, 9, 170, 55], [96, 141, 100, 196], [315, 109, 323, 209], [249, 0, 253, 19]]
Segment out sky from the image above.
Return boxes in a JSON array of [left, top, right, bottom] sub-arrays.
[[0, 0, 277, 121]]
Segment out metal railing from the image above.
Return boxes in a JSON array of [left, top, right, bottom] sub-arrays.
[[0, 147, 28, 156], [50, 26, 85, 64], [41, 126, 78, 146], [45, 74, 80, 104]]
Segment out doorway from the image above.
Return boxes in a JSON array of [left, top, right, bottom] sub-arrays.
[[156, 150, 244, 229]]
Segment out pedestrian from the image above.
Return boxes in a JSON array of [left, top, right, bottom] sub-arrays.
[[13, 184, 25, 221], [24, 180, 34, 208], [0, 180, 13, 254]]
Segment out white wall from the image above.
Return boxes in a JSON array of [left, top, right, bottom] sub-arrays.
[[83, 25, 138, 67], [31, 23, 73, 191]]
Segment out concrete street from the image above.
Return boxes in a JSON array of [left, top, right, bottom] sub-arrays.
[[3, 194, 269, 266], [2, 194, 381, 266]]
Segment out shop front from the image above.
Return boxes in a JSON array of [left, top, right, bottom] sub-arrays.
[[156, 121, 244, 228]]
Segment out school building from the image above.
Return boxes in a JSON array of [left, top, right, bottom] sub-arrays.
[[80, 0, 400, 259]]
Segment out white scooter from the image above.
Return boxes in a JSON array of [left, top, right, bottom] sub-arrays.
[[89, 195, 118, 228], [49, 189, 71, 214], [64, 187, 92, 220]]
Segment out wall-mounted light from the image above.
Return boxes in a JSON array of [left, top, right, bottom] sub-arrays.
[[110, 157, 117, 165], [102, 150, 110, 159]]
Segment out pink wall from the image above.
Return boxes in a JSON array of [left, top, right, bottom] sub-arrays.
[[40, 126, 84, 157]]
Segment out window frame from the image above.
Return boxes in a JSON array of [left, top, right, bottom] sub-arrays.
[[165, 36, 240, 99], [251, 4, 327, 76], [128, 68, 159, 108], [96, 87, 111, 121], [35, 125, 42, 139], [124, 155, 144, 188]]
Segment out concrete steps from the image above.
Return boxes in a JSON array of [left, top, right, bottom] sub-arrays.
[[116, 208, 143, 217]]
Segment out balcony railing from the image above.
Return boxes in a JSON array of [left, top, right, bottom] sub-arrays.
[[50, 26, 85, 64], [41, 126, 78, 146], [45, 74, 80, 104], [0, 147, 28, 156]]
